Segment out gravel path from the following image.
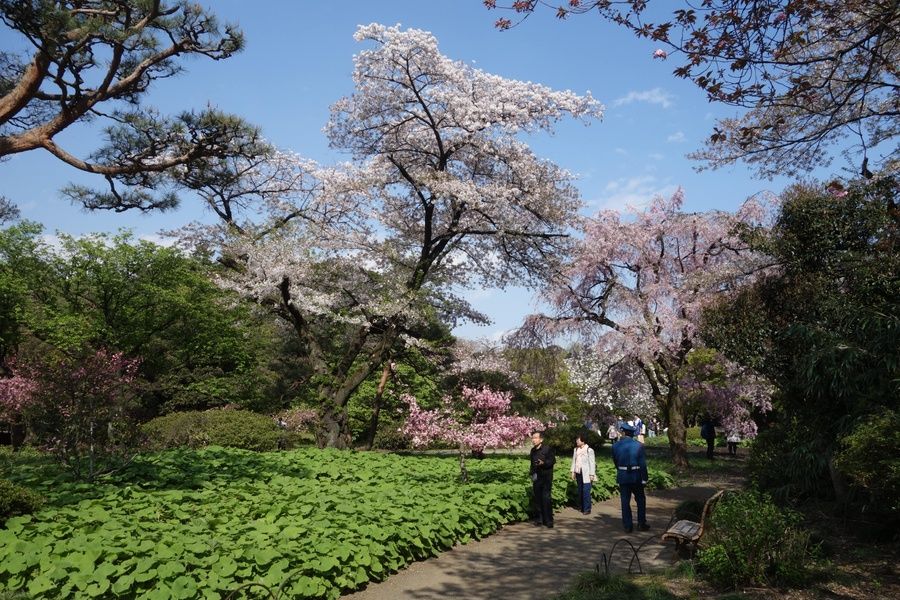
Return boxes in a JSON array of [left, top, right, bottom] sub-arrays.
[[342, 484, 721, 600]]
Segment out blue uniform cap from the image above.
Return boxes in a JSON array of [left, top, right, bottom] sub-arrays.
[[619, 423, 636, 434]]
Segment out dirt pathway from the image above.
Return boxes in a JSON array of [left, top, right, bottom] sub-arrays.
[[342, 483, 724, 600]]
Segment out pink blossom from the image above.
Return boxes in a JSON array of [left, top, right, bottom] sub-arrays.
[[402, 386, 542, 453], [521, 189, 776, 445], [0, 370, 38, 420], [653, 49, 668, 60], [683, 357, 773, 438]]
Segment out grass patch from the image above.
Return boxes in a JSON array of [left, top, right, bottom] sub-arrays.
[[552, 572, 681, 600], [593, 445, 745, 487]]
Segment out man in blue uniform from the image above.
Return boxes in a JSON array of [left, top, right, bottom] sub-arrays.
[[612, 423, 650, 533]]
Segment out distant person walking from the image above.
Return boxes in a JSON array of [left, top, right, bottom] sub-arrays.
[[530, 430, 556, 528], [700, 416, 716, 460], [633, 415, 645, 443], [607, 422, 619, 443], [570, 434, 596, 514], [726, 430, 740, 456], [611, 423, 649, 533]]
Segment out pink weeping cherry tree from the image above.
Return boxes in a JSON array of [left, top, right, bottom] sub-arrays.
[[517, 189, 775, 466]]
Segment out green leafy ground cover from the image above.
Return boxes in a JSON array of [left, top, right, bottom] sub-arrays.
[[0, 447, 673, 599]]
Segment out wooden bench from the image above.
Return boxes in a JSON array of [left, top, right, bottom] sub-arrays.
[[661, 490, 725, 555]]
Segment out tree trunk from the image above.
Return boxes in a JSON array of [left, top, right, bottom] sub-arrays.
[[9, 418, 26, 451], [458, 446, 469, 483], [362, 362, 393, 451], [309, 325, 399, 449], [318, 397, 352, 449], [664, 393, 690, 468]]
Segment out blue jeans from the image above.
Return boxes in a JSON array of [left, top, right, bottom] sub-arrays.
[[619, 482, 646, 530], [576, 472, 592, 513]]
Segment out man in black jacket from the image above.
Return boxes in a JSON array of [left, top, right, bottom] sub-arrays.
[[530, 430, 556, 528]]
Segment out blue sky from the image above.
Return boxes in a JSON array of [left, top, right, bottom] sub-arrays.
[[1, 1, 836, 340]]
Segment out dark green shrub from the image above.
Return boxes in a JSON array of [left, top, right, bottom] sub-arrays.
[[834, 409, 900, 518], [543, 423, 604, 455], [698, 490, 812, 589], [0, 478, 43, 523], [748, 421, 831, 503], [142, 409, 287, 452], [372, 421, 412, 450]]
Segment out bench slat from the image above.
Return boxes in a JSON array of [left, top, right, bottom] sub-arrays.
[[662, 490, 726, 550], [663, 519, 701, 541]]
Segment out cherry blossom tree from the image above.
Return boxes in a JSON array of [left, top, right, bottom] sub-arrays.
[[516, 189, 774, 466], [179, 24, 600, 448], [485, 0, 899, 179], [450, 339, 519, 382], [565, 346, 657, 419], [402, 386, 543, 481]]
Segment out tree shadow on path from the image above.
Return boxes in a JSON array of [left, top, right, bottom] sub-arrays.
[[342, 484, 721, 600]]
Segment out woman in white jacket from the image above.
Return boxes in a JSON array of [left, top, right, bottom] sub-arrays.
[[570, 434, 597, 514]]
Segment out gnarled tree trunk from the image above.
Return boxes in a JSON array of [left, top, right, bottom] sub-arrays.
[[659, 390, 690, 468], [318, 398, 353, 449]]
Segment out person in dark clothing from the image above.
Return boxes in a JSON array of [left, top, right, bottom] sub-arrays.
[[700, 416, 716, 460], [611, 423, 649, 533], [530, 430, 556, 528]]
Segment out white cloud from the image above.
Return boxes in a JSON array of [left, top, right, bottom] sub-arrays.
[[667, 131, 686, 143], [648, 153, 665, 160], [587, 175, 679, 213], [40, 233, 65, 251], [612, 87, 674, 109], [140, 233, 176, 247], [614, 147, 629, 156]]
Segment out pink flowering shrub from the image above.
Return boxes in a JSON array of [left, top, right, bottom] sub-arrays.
[[0, 362, 37, 422], [13, 349, 143, 481], [402, 386, 543, 481]]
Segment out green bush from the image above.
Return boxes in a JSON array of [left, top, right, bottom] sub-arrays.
[[142, 409, 289, 452], [0, 478, 43, 524], [543, 423, 605, 455], [748, 421, 831, 502], [372, 422, 412, 450], [698, 490, 812, 589], [834, 409, 900, 518]]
